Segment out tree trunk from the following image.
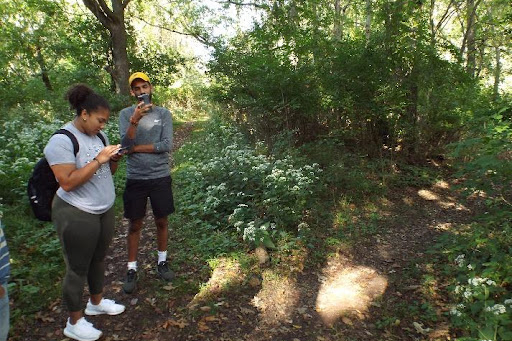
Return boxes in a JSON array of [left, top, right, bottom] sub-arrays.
[[365, 0, 372, 44], [405, 82, 419, 159], [110, 23, 130, 95], [429, 0, 436, 46], [493, 45, 501, 101], [82, 0, 131, 96], [333, 0, 342, 41], [35, 45, 53, 91], [333, 0, 350, 42], [463, 0, 479, 77]]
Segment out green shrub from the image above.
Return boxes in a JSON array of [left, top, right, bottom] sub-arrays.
[[437, 104, 512, 340], [173, 117, 322, 248], [438, 217, 512, 340], [450, 107, 512, 201]]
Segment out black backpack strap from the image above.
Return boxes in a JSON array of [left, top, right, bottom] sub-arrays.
[[96, 132, 107, 146], [54, 129, 79, 156]]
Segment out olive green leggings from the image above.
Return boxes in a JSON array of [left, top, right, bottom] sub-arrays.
[[52, 196, 115, 312]]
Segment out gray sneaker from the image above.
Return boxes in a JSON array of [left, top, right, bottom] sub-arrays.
[[122, 269, 137, 294], [157, 261, 175, 281]]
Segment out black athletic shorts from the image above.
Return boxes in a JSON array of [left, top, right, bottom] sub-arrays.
[[123, 176, 175, 220]]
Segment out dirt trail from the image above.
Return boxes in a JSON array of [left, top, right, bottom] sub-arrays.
[[13, 124, 478, 341]]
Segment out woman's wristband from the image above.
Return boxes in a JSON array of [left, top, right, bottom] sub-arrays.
[[93, 157, 101, 166]]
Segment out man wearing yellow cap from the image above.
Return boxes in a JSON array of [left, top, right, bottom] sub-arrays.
[[119, 72, 175, 294]]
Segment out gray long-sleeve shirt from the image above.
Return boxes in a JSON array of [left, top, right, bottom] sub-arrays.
[[119, 105, 173, 180]]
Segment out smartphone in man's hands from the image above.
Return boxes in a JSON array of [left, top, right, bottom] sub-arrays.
[[137, 93, 150, 106], [117, 146, 129, 155], [137, 93, 152, 112]]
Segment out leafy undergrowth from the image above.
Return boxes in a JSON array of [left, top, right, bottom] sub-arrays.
[[8, 120, 485, 341]]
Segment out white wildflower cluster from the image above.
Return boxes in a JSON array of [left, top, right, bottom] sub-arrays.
[[454, 254, 466, 268], [453, 277, 498, 302], [264, 159, 321, 197], [228, 205, 250, 231], [450, 299, 511, 319], [11, 121, 61, 163], [450, 303, 466, 317], [463, 289, 473, 299], [252, 163, 270, 173], [229, 203, 279, 243], [203, 183, 227, 211], [240, 220, 276, 243], [446, 249, 512, 335], [203, 196, 220, 211], [468, 277, 496, 287], [484, 304, 506, 315], [450, 306, 462, 317], [297, 222, 309, 232], [243, 221, 257, 241], [455, 254, 473, 269]]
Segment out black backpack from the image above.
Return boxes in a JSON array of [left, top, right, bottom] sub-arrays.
[[27, 129, 106, 221]]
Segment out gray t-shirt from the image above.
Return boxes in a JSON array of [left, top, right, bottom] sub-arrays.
[[119, 105, 173, 180], [43, 122, 115, 214]]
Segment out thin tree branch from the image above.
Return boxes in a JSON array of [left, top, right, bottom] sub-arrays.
[[435, 0, 456, 33], [438, 7, 458, 33], [215, 0, 269, 10], [133, 15, 214, 47]]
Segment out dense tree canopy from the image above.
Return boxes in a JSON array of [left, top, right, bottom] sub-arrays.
[[208, 0, 511, 159], [0, 0, 510, 158]]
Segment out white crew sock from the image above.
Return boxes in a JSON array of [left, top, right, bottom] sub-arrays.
[[127, 261, 137, 271], [157, 251, 167, 264]]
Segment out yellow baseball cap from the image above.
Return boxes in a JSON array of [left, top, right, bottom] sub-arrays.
[[128, 72, 150, 86]]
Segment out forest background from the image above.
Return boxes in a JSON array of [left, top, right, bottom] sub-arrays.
[[1, 0, 512, 340]]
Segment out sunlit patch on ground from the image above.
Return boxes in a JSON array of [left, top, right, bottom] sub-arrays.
[[251, 273, 300, 326], [188, 257, 244, 307], [315, 258, 387, 326], [434, 180, 450, 190], [417, 189, 469, 211], [434, 222, 453, 230], [418, 189, 440, 201]]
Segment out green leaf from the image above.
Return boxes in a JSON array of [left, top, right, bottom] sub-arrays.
[[498, 329, 512, 341], [262, 236, 276, 250]]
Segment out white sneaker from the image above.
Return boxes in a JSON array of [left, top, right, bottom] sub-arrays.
[[63, 317, 102, 341], [85, 298, 126, 316]]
